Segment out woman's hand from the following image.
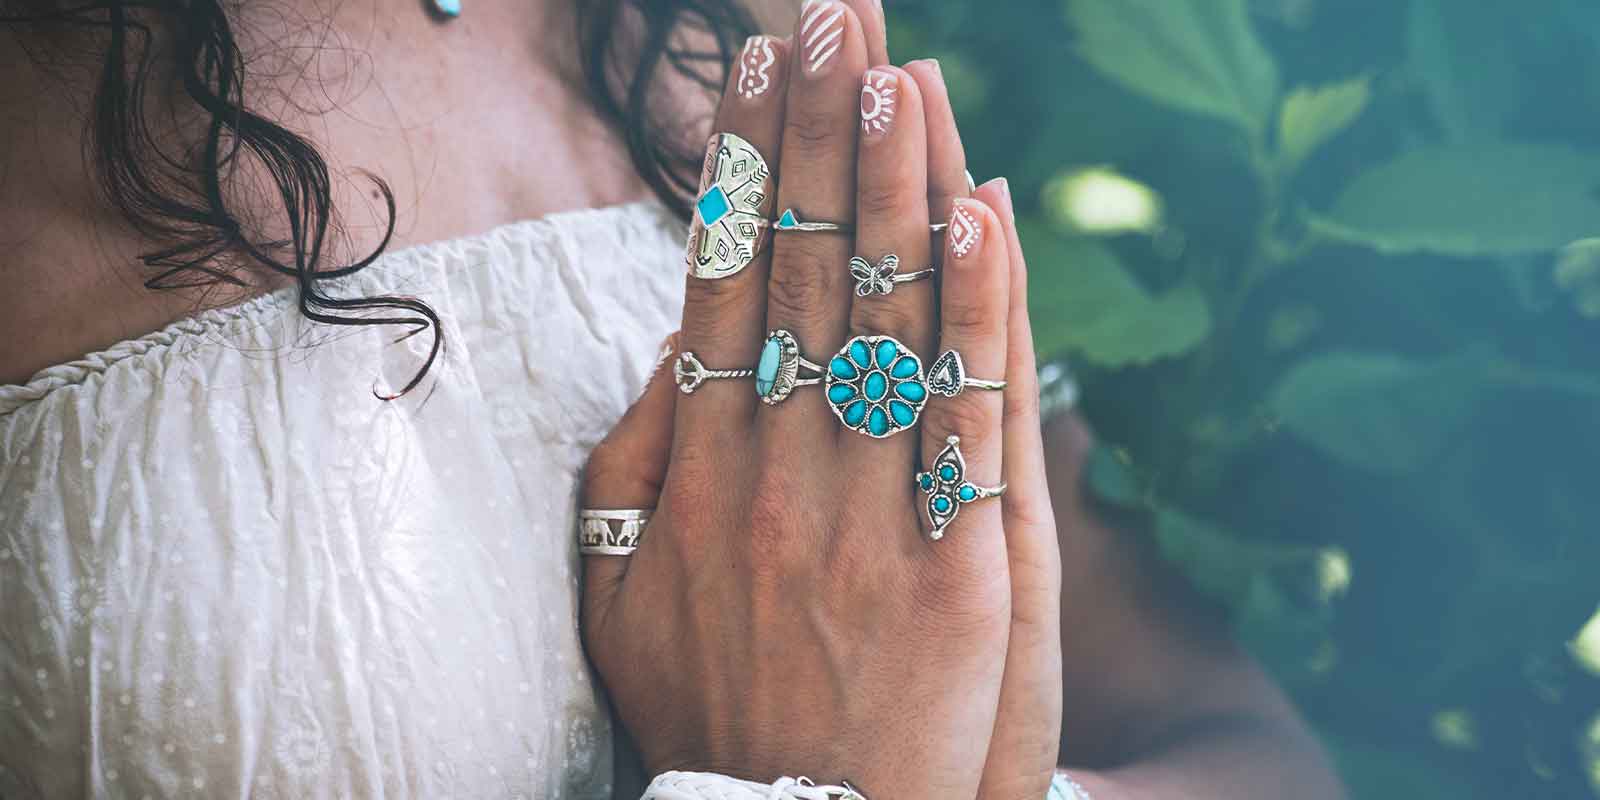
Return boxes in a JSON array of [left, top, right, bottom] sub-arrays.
[[580, 3, 1061, 797]]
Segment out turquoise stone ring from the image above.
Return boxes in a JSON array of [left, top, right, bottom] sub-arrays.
[[756, 329, 825, 406], [688, 133, 772, 279], [824, 335, 928, 438], [916, 436, 1007, 540]]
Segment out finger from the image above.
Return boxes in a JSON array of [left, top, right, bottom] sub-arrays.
[[759, 0, 867, 444], [906, 58, 971, 227], [839, 66, 933, 460], [839, 0, 888, 65], [677, 35, 791, 435], [582, 334, 680, 618], [919, 198, 1007, 551], [973, 178, 1064, 800]]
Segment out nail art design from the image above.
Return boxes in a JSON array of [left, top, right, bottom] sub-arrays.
[[950, 204, 981, 258], [737, 36, 776, 100], [861, 71, 897, 134], [801, 0, 846, 73]]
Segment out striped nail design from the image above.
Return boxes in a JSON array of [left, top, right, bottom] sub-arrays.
[[801, 0, 846, 73]]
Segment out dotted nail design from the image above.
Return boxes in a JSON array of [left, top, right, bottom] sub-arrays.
[[861, 70, 897, 134], [737, 36, 776, 99], [801, 0, 846, 73], [950, 204, 981, 258]]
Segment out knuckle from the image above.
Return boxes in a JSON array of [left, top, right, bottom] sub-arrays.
[[856, 181, 911, 221], [682, 274, 751, 339], [926, 393, 1000, 451], [768, 241, 841, 326], [785, 106, 843, 151], [941, 293, 1002, 339], [849, 299, 921, 345]]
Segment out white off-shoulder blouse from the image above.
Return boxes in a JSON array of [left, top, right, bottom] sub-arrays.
[[0, 202, 686, 798]]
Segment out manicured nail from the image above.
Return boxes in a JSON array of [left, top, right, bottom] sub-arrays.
[[800, 0, 846, 74], [861, 70, 898, 136], [737, 36, 778, 101], [949, 200, 983, 260]]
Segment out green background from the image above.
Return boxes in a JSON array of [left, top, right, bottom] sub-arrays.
[[885, 0, 1600, 797]]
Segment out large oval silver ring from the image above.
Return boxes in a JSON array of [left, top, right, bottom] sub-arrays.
[[687, 132, 772, 280], [755, 329, 825, 406]]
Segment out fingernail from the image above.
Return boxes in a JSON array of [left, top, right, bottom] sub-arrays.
[[736, 36, 778, 101], [799, 0, 846, 74], [860, 70, 898, 137], [949, 200, 983, 260]]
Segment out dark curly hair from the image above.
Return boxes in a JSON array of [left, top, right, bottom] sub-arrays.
[[1, 0, 756, 396]]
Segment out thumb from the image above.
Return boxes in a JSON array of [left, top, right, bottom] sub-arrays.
[[581, 332, 680, 617]]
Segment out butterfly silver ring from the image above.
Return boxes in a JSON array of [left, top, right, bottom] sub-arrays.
[[849, 254, 936, 298]]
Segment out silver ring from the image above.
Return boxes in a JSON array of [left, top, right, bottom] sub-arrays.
[[916, 436, 1006, 541], [850, 254, 935, 298], [773, 208, 853, 234], [756, 328, 826, 405], [824, 335, 929, 438], [688, 133, 772, 280], [927, 349, 1006, 397], [775, 208, 949, 235], [578, 508, 650, 556], [674, 352, 754, 394]]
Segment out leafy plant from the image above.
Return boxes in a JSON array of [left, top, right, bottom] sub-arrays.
[[890, 0, 1600, 796]]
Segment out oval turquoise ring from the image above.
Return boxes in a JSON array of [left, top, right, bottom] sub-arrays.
[[824, 335, 929, 439], [755, 329, 825, 406]]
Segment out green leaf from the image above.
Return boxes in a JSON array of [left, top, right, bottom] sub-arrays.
[[1307, 142, 1600, 256], [1275, 77, 1370, 176], [1064, 0, 1280, 138], [1153, 508, 1330, 613], [1084, 444, 1142, 508], [1269, 350, 1600, 474], [1021, 221, 1212, 367]]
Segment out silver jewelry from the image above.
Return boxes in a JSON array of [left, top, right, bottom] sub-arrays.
[[916, 436, 1006, 540], [824, 335, 929, 438], [578, 509, 650, 556], [1048, 772, 1092, 800], [674, 352, 754, 395], [773, 208, 853, 234], [773, 208, 948, 236], [849, 254, 935, 297], [756, 329, 826, 405], [926, 349, 1006, 397], [688, 133, 772, 280]]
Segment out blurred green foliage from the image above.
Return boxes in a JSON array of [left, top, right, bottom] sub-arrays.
[[886, 0, 1600, 796]]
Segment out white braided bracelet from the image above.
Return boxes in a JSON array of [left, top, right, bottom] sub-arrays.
[[642, 772, 865, 800]]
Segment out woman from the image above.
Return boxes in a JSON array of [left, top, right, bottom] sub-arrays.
[[0, 0, 1343, 797]]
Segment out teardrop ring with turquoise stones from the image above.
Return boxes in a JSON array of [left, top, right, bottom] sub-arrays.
[[918, 436, 1007, 540]]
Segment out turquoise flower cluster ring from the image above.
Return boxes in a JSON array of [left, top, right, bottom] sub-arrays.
[[823, 335, 928, 438]]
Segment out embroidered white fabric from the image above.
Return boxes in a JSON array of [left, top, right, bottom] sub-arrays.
[[0, 202, 685, 798], [641, 771, 860, 800]]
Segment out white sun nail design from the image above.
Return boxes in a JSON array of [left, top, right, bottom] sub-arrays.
[[737, 36, 776, 100], [950, 204, 982, 258], [800, 0, 846, 73], [861, 70, 897, 135]]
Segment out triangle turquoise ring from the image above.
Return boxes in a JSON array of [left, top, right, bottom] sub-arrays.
[[773, 207, 951, 235]]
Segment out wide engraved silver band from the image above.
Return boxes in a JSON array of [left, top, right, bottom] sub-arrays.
[[578, 509, 650, 556]]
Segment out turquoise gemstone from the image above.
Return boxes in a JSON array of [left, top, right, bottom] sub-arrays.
[[829, 356, 858, 380], [777, 209, 799, 229], [933, 495, 952, 514], [844, 399, 869, 427], [696, 185, 732, 227], [864, 371, 888, 401], [875, 340, 898, 369], [939, 464, 957, 481], [895, 381, 926, 403], [918, 473, 935, 491], [889, 400, 916, 427], [433, 0, 461, 15], [958, 484, 977, 502], [828, 383, 857, 404], [867, 407, 890, 436], [891, 356, 920, 379], [849, 339, 873, 369], [756, 336, 781, 397]]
